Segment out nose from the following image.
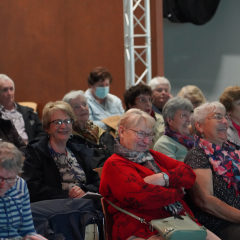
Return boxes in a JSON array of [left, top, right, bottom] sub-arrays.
[[222, 117, 229, 124], [142, 136, 152, 144], [0, 179, 6, 188]]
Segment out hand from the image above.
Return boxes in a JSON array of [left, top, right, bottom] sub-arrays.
[[143, 173, 165, 186], [23, 236, 47, 240], [69, 186, 85, 198]]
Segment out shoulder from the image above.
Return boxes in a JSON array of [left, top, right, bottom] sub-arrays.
[[154, 112, 164, 123], [15, 177, 28, 194], [154, 135, 178, 148], [16, 103, 34, 114], [67, 140, 93, 157], [184, 146, 210, 169], [106, 93, 122, 103]]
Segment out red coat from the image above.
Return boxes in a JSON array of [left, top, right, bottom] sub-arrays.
[[99, 149, 196, 240]]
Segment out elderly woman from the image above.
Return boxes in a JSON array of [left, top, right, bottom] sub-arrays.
[[177, 85, 206, 109], [219, 86, 240, 145], [100, 109, 206, 240], [62, 90, 105, 144], [153, 97, 194, 162], [0, 142, 46, 240], [184, 101, 240, 240], [84, 67, 125, 130], [148, 76, 171, 115], [124, 84, 164, 148], [22, 101, 100, 203]]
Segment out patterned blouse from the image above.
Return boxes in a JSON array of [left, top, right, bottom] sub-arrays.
[[48, 142, 86, 191], [184, 146, 240, 230]]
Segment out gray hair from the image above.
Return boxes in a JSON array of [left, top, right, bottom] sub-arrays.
[[162, 97, 193, 127], [117, 108, 155, 131], [0, 142, 23, 173], [0, 74, 15, 90], [190, 101, 226, 135], [62, 90, 86, 104], [148, 76, 171, 92]]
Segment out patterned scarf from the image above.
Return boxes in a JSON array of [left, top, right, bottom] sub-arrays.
[[195, 134, 240, 195], [114, 137, 183, 215], [164, 127, 194, 150], [73, 120, 99, 143]]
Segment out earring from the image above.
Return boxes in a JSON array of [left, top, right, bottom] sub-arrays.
[[69, 134, 73, 139]]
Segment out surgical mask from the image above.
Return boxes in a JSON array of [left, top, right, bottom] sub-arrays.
[[95, 86, 109, 99]]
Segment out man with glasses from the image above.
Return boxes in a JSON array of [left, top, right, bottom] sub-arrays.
[[0, 74, 45, 142]]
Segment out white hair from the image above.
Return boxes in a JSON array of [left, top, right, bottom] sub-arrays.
[[0, 74, 15, 90], [148, 76, 171, 92], [191, 101, 226, 135], [62, 90, 86, 104], [117, 108, 155, 131]]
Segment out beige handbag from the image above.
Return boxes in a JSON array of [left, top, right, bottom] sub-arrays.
[[106, 199, 207, 240]]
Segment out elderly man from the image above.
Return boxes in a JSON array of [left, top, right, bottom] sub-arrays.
[[148, 76, 171, 115], [0, 74, 45, 142]]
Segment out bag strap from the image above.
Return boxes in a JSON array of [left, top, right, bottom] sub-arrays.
[[105, 198, 148, 225]]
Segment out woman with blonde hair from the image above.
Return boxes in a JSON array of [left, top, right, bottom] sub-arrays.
[[177, 85, 206, 109], [22, 101, 100, 203]]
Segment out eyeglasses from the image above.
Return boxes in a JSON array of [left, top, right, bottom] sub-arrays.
[[73, 102, 87, 109], [135, 97, 154, 104], [50, 119, 73, 127], [209, 113, 229, 122], [0, 176, 19, 184], [178, 113, 192, 121], [128, 129, 155, 140]]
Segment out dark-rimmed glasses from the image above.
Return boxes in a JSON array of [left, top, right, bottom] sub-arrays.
[[127, 129, 155, 140], [0, 176, 19, 184], [50, 119, 73, 127]]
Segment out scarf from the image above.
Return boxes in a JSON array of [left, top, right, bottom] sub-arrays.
[[195, 134, 240, 195], [73, 120, 99, 143], [114, 137, 183, 215], [164, 127, 194, 150]]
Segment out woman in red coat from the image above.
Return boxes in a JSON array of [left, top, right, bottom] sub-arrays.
[[100, 109, 220, 240]]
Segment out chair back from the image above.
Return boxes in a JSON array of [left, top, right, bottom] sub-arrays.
[[101, 198, 114, 240], [93, 167, 103, 178], [18, 102, 37, 112]]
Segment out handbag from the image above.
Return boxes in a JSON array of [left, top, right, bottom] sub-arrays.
[[105, 199, 207, 240]]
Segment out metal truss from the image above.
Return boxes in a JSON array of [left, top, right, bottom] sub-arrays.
[[123, 0, 152, 89]]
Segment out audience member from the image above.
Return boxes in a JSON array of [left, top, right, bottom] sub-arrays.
[[154, 97, 194, 162], [0, 142, 46, 240], [148, 76, 171, 115], [219, 85, 240, 145], [0, 116, 26, 155], [177, 85, 206, 108], [0, 74, 45, 142], [100, 109, 219, 240], [22, 101, 100, 203], [184, 102, 240, 240], [124, 84, 164, 148], [62, 90, 105, 144], [84, 67, 124, 130]]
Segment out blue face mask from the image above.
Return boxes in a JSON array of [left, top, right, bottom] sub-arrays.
[[95, 86, 109, 99]]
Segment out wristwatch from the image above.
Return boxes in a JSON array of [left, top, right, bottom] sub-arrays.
[[162, 172, 169, 187]]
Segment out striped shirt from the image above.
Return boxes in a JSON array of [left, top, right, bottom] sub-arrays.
[[0, 177, 45, 239]]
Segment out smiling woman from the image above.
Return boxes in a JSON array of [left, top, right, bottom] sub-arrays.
[[22, 101, 100, 203], [184, 102, 240, 240]]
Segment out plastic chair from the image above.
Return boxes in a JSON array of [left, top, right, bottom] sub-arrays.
[[101, 198, 114, 240], [18, 102, 37, 112]]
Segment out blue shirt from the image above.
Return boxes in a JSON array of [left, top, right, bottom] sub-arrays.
[[0, 177, 45, 239], [85, 89, 124, 130]]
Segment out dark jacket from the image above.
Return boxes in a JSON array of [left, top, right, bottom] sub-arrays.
[[22, 136, 100, 203], [0, 117, 26, 155], [16, 103, 45, 141]]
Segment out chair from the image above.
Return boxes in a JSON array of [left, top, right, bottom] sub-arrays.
[[94, 167, 103, 178], [101, 198, 114, 240], [18, 102, 37, 112]]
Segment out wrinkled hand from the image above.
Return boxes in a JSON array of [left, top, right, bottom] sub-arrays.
[[23, 236, 47, 240], [69, 186, 85, 198], [143, 173, 165, 186]]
